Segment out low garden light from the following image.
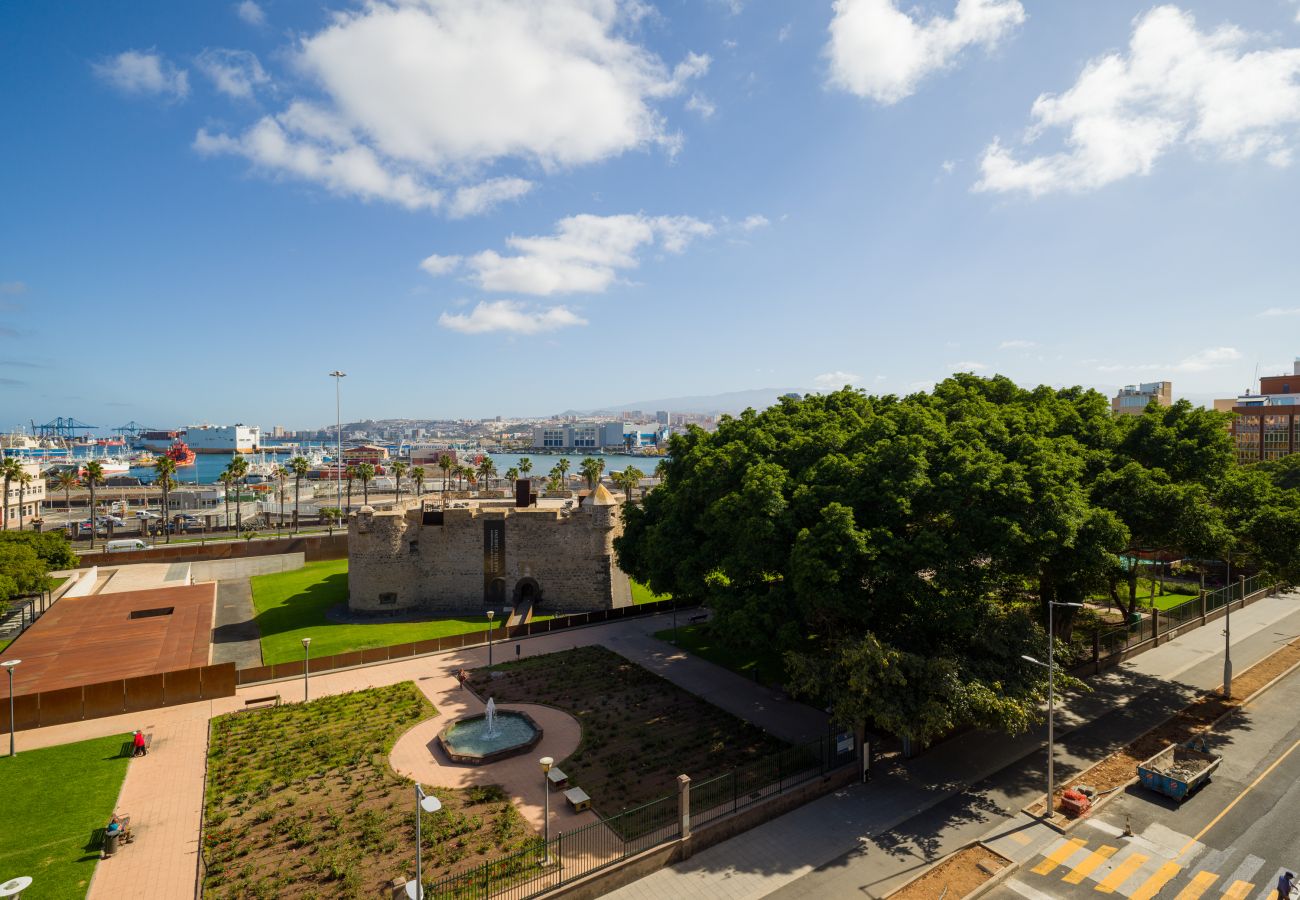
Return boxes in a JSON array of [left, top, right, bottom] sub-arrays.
[[540, 756, 554, 864], [1, 659, 19, 757], [301, 638, 312, 702]]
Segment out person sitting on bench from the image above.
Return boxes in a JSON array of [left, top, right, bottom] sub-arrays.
[[132, 730, 147, 757], [107, 813, 132, 841]]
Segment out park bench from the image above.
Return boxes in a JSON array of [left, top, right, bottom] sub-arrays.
[[688, 613, 708, 624], [547, 767, 568, 789], [120, 734, 152, 757], [243, 695, 281, 710], [564, 787, 591, 812]]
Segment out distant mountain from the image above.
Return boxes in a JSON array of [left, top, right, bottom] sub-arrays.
[[567, 388, 802, 417]]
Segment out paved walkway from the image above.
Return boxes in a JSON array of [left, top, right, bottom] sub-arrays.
[[209, 579, 262, 668]]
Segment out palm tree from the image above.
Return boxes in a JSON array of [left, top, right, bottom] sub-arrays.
[[438, 453, 453, 493], [217, 470, 234, 532], [412, 466, 426, 498], [1, 457, 20, 530], [476, 457, 497, 492], [55, 470, 77, 535], [274, 465, 289, 536], [227, 456, 250, 534], [557, 457, 571, 489], [320, 506, 340, 536], [346, 464, 358, 510], [518, 457, 532, 481], [392, 461, 408, 504], [615, 465, 644, 503], [289, 455, 309, 532], [357, 462, 375, 505], [83, 460, 105, 549], [546, 473, 563, 492], [153, 456, 178, 544], [654, 459, 669, 483], [580, 456, 605, 489], [15, 471, 33, 530], [505, 467, 519, 493]]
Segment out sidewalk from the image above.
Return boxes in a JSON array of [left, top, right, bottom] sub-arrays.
[[607, 590, 1300, 900]]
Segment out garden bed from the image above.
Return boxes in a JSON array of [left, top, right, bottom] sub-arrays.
[[888, 843, 1010, 900], [466, 645, 789, 813], [201, 683, 537, 898]]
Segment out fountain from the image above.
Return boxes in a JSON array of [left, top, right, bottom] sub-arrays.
[[439, 698, 542, 765]]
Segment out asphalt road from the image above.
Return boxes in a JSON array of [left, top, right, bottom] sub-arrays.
[[990, 664, 1300, 900]]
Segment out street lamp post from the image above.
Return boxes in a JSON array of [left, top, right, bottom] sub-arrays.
[[405, 784, 442, 900], [1022, 600, 1082, 817], [302, 638, 311, 702], [2, 659, 19, 757], [329, 371, 346, 514], [540, 756, 554, 864], [486, 610, 495, 666]]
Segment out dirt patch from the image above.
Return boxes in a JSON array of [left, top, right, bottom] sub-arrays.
[[889, 843, 1010, 900], [1032, 633, 1300, 816]]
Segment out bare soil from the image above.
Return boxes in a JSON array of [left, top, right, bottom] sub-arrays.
[[1032, 633, 1300, 816], [890, 844, 1010, 900]]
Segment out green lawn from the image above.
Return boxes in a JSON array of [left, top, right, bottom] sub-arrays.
[[654, 622, 790, 688], [630, 580, 670, 605], [0, 733, 131, 898], [251, 560, 545, 665]]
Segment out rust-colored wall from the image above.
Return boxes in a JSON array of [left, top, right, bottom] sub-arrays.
[[37, 687, 84, 726], [85, 680, 126, 718], [200, 663, 236, 699], [164, 668, 203, 705], [125, 674, 165, 712]]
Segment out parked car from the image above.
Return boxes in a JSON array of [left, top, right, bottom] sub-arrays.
[[135, 510, 161, 520], [97, 515, 127, 527]]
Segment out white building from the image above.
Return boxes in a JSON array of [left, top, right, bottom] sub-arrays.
[[3, 460, 46, 529]]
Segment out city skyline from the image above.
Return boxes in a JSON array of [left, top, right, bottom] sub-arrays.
[[4, 1, 1300, 428]]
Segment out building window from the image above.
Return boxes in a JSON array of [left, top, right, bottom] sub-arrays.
[[379, 592, 398, 605]]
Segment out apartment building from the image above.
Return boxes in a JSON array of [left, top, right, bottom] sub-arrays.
[[1230, 360, 1300, 463]]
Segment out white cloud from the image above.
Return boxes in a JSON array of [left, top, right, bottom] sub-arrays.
[[196, 48, 269, 99], [1259, 306, 1300, 316], [686, 92, 716, 119], [438, 300, 587, 334], [976, 6, 1300, 196], [940, 159, 957, 174], [235, 1, 265, 26], [448, 177, 533, 219], [1096, 346, 1241, 374], [426, 213, 715, 295], [814, 371, 862, 388], [826, 0, 1025, 104], [999, 339, 1036, 349], [740, 213, 770, 231], [93, 50, 189, 100], [198, 0, 707, 214], [948, 361, 989, 371]]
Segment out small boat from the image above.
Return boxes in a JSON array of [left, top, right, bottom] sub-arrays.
[[165, 440, 197, 467]]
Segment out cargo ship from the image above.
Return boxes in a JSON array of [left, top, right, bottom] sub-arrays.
[[141, 424, 261, 454]]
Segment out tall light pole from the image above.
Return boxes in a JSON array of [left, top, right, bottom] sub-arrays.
[[302, 637, 311, 702], [540, 756, 554, 864], [1225, 575, 1243, 699], [1022, 600, 1082, 817], [2, 659, 20, 757], [486, 610, 495, 666], [329, 371, 346, 513], [406, 784, 442, 900]]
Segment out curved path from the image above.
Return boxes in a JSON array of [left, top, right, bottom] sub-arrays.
[[390, 701, 596, 833]]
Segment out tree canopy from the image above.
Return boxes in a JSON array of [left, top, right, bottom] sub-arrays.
[[616, 376, 1300, 746]]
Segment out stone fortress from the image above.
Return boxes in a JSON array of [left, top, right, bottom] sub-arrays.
[[347, 481, 630, 615]]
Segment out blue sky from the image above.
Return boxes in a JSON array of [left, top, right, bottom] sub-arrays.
[[3, 0, 1300, 430]]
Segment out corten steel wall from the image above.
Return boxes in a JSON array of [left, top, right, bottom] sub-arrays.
[[0, 662, 236, 733], [76, 533, 348, 568], [236, 598, 699, 686]]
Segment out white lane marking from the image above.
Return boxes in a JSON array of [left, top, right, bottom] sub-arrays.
[[1004, 879, 1060, 900], [1224, 853, 1265, 889], [1088, 819, 1124, 838]]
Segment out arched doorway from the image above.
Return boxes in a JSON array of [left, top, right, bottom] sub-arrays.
[[486, 577, 506, 607], [513, 577, 542, 607]]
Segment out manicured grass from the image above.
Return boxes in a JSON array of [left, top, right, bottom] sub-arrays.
[[0, 732, 131, 899], [251, 560, 550, 665], [468, 645, 789, 815], [203, 683, 535, 897], [654, 623, 790, 687], [630, 580, 670, 605]]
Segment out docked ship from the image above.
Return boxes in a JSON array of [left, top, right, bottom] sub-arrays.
[[141, 424, 261, 454], [164, 439, 197, 466]]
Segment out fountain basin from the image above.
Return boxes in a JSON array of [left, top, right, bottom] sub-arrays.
[[438, 710, 543, 765]]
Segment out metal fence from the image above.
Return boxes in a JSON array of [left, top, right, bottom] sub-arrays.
[[688, 735, 840, 830]]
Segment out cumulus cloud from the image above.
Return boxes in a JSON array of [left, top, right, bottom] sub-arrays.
[[425, 213, 715, 296], [976, 7, 1300, 196], [999, 339, 1036, 349], [686, 92, 716, 119], [93, 50, 189, 100], [740, 213, 770, 231], [448, 177, 533, 219], [814, 371, 862, 388], [196, 48, 269, 99], [438, 300, 587, 334], [1097, 346, 1241, 374], [826, 0, 1025, 104], [197, 0, 708, 215], [235, 0, 265, 26], [1259, 307, 1300, 316], [948, 361, 989, 372]]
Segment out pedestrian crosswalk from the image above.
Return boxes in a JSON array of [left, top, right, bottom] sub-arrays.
[[1008, 827, 1297, 900]]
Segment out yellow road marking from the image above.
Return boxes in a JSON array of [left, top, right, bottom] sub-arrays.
[[1064, 845, 1118, 884], [1032, 837, 1087, 876], [1131, 861, 1182, 900], [1179, 736, 1300, 857], [1173, 870, 1219, 899], [1095, 852, 1149, 893], [1221, 880, 1254, 900]]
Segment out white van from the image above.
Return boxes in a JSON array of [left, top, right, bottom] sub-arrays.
[[105, 539, 152, 553]]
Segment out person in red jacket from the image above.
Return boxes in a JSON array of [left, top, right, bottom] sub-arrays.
[[132, 730, 147, 757]]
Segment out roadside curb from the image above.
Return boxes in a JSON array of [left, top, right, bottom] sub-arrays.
[[882, 841, 1014, 900]]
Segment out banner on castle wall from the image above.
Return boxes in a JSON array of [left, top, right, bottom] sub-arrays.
[[484, 518, 506, 604]]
